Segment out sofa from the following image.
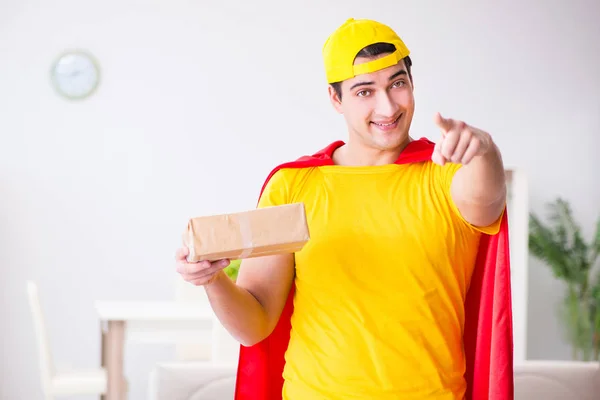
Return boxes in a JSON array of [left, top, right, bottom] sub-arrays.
[[148, 360, 600, 400], [148, 362, 236, 400], [514, 360, 600, 399]]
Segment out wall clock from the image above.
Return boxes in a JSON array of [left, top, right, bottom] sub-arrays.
[[50, 50, 100, 100]]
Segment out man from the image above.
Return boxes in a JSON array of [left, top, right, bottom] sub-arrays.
[[176, 18, 513, 399]]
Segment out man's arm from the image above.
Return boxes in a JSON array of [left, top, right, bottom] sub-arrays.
[[451, 140, 506, 227], [176, 168, 296, 346], [204, 254, 295, 347], [431, 112, 507, 227]]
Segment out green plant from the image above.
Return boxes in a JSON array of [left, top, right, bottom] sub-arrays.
[[224, 259, 242, 281], [529, 198, 600, 361]]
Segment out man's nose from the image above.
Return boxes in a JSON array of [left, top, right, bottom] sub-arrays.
[[374, 92, 399, 117]]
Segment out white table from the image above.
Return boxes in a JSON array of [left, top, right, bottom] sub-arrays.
[[95, 301, 214, 400]]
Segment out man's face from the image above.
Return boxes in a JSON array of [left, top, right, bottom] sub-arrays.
[[328, 56, 414, 152]]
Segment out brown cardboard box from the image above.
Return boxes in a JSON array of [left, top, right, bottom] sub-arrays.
[[183, 203, 310, 262]]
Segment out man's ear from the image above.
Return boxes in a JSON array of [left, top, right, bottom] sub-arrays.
[[328, 85, 343, 114]]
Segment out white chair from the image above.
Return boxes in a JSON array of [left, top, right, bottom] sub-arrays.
[[514, 360, 600, 400], [26, 281, 108, 400]]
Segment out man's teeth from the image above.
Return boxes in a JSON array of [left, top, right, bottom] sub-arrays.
[[373, 116, 400, 126]]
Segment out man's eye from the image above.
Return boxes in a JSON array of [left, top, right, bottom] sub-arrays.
[[392, 80, 405, 88], [357, 90, 371, 97]]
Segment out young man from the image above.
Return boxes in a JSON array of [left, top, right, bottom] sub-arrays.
[[176, 18, 513, 399]]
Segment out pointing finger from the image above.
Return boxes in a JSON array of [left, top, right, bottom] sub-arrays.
[[433, 112, 454, 133]]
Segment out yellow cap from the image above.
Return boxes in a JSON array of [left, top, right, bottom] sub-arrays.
[[322, 18, 410, 83]]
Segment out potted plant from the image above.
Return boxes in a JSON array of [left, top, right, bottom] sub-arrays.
[[529, 198, 600, 361]]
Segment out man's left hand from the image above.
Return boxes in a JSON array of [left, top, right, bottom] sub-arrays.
[[431, 112, 493, 166]]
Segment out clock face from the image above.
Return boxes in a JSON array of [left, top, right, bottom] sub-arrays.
[[51, 50, 100, 100]]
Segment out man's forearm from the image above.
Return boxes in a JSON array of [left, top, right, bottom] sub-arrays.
[[451, 136, 507, 227], [458, 139, 506, 205], [204, 271, 270, 346]]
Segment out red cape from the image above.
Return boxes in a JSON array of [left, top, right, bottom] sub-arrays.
[[234, 138, 514, 400]]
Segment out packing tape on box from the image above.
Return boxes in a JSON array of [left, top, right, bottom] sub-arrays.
[[237, 213, 254, 259]]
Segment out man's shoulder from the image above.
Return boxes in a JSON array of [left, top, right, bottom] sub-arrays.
[[261, 142, 338, 183], [257, 161, 322, 207], [262, 164, 318, 190]]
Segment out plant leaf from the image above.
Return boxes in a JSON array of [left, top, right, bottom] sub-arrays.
[[552, 199, 589, 284], [529, 211, 572, 281], [531, 197, 600, 360]]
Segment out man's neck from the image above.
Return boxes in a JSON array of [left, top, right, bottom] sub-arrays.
[[332, 137, 413, 166]]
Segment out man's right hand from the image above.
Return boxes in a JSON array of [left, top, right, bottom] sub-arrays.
[[175, 246, 231, 286]]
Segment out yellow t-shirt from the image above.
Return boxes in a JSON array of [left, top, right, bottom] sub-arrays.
[[257, 160, 503, 400]]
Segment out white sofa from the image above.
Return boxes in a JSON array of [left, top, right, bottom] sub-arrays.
[[148, 360, 600, 400], [148, 362, 236, 400], [514, 360, 600, 400]]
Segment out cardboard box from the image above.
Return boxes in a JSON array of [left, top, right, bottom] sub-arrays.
[[183, 203, 310, 262]]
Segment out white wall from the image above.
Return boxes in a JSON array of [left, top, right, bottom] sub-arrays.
[[1, 0, 599, 399]]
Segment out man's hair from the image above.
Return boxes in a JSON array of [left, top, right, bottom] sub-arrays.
[[330, 42, 413, 100]]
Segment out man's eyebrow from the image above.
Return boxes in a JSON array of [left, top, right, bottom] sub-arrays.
[[348, 69, 408, 91], [349, 80, 374, 91], [388, 69, 407, 81]]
